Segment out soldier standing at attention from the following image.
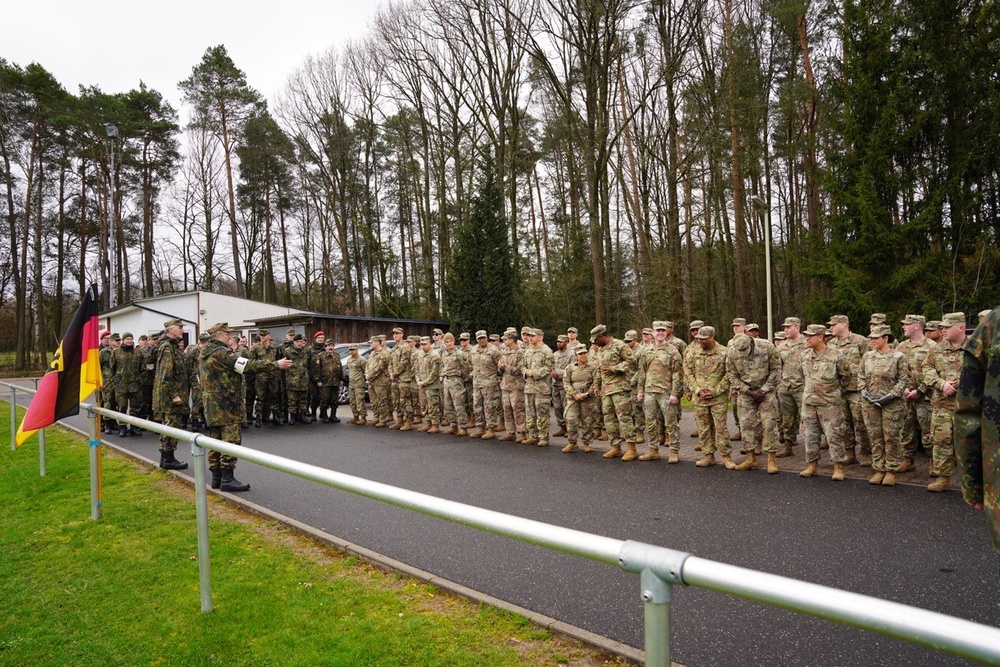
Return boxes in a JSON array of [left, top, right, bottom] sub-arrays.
[[251, 330, 281, 426], [798, 324, 852, 480], [314, 340, 343, 423], [562, 346, 599, 453], [897, 314, 937, 472], [550, 334, 574, 438], [523, 328, 554, 446], [729, 318, 748, 442], [100, 332, 121, 434], [187, 333, 208, 431], [389, 327, 416, 430], [498, 331, 527, 442], [469, 330, 502, 440], [591, 325, 638, 460], [727, 332, 782, 473], [137, 334, 155, 422], [200, 323, 291, 492], [366, 335, 392, 427], [440, 333, 470, 436], [777, 317, 807, 456], [635, 321, 684, 462], [827, 314, 871, 466], [922, 313, 967, 491], [459, 333, 476, 427], [153, 319, 190, 470], [284, 334, 312, 424], [345, 343, 368, 425], [623, 330, 646, 449], [857, 325, 910, 486], [111, 333, 143, 437], [684, 320, 705, 441], [415, 336, 442, 433], [308, 331, 328, 421], [685, 326, 733, 468]]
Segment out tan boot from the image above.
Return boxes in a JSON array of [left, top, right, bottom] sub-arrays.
[[516, 432, 527, 443], [389, 418, 402, 429], [667, 451, 680, 464], [694, 444, 702, 452], [443, 425, 457, 435], [734, 451, 758, 471], [776, 445, 794, 458], [523, 437, 538, 446], [638, 449, 660, 461], [622, 444, 638, 461], [595, 429, 606, 441], [695, 453, 716, 467], [552, 426, 567, 437], [427, 425, 440, 434], [927, 476, 950, 492], [767, 452, 779, 474], [869, 470, 885, 485], [374, 421, 387, 428], [690, 430, 699, 438], [896, 458, 915, 473], [881, 471, 897, 486], [561, 442, 578, 453], [799, 461, 818, 477], [481, 430, 496, 440], [832, 463, 845, 481], [537, 438, 548, 447], [469, 429, 484, 438], [859, 453, 873, 466], [413, 416, 422, 424], [603, 446, 624, 459], [399, 419, 413, 432], [418, 424, 430, 433], [581, 443, 592, 453], [843, 450, 858, 465], [457, 428, 468, 437], [721, 454, 737, 470], [498, 433, 516, 442]]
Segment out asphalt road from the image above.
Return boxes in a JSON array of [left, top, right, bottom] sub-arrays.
[[13, 387, 1000, 667]]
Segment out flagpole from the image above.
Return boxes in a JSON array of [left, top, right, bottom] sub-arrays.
[[89, 409, 102, 520]]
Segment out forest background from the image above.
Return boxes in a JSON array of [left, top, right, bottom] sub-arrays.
[[2, 0, 998, 370]]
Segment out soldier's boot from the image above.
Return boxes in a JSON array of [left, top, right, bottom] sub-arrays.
[[456, 428, 469, 437], [638, 448, 660, 462], [537, 438, 549, 447], [927, 476, 950, 492], [689, 430, 699, 438], [389, 417, 402, 430], [374, 421, 387, 428], [562, 441, 578, 453], [552, 426, 567, 438], [896, 458, 915, 473], [881, 471, 897, 486], [210, 467, 222, 490], [667, 451, 680, 464], [776, 445, 794, 458], [581, 442, 592, 453], [595, 428, 606, 441], [413, 416, 422, 425], [721, 454, 737, 470], [695, 453, 716, 467], [476, 425, 492, 438], [730, 431, 742, 441], [330, 411, 340, 424], [254, 414, 262, 428], [735, 452, 758, 471], [301, 412, 313, 424], [515, 432, 527, 443], [219, 468, 250, 493], [767, 452, 779, 474], [831, 463, 845, 481], [799, 461, 819, 478], [427, 425, 440, 434], [288, 413, 298, 425], [469, 429, 484, 438], [843, 449, 858, 465], [399, 419, 413, 432], [418, 422, 430, 432], [159, 449, 189, 471], [859, 453, 873, 466], [603, 446, 624, 459], [443, 425, 457, 435], [321, 409, 330, 424], [130, 425, 143, 437], [466, 416, 476, 428], [869, 470, 885, 485], [498, 433, 516, 441], [118, 425, 128, 437]]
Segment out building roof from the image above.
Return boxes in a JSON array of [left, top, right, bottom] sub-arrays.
[[250, 311, 449, 327]]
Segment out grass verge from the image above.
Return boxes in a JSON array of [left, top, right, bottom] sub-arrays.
[[0, 414, 625, 666]]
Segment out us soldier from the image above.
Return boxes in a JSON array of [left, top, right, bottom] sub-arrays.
[[897, 315, 937, 472], [415, 337, 442, 433], [727, 332, 782, 473], [100, 332, 121, 433], [925, 321, 943, 344], [567, 327, 580, 349], [685, 326, 733, 468], [498, 331, 527, 442], [827, 314, 872, 466], [623, 330, 646, 448], [523, 328, 554, 446], [459, 333, 476, 427], [345, 344, 368, 424], [389, 327, 416, 430], [922, 312, 967, 492], [798, 324, 852, 481], [469, 330, 502, 439], [635, 321, 684, 462], [562, 346, 599, 453], [431, 328, 445, 352], [591, 325, 638, 460], [858, 325, 910, 486], [550, 334, 574, 437], [284, 334, 312, 424], [870, 313, 896, 347], [314, 340, 343, 423], [684, 320, 705, 440], [366, 335, 392, 427], [153, 319, 190, 470], [111, 332, 143, 437], [746, 323, 760, 339], [200, 323, 292, 491], [777, 317, 807, 455], [251, 330, 281, 426], [729, 317, 748, 441], [440, 333, 470, 436]]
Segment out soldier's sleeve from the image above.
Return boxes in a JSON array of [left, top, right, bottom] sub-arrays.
[[612, 344, 634, 375], [857, 355, 868, 395], [669, 350, 683, 398], [761, 345, 781, 394], [923, 347, 945, 392], [635, 352, 648, 389], [890, 354, 910, 398], [955, 322, 991, 505], [725, 351, 746, 393], [838, 355, 852, 392], [683, 350, 695, 394], [562, 365, 573, 394], [916, 344, 935, 395], [333, 356, 344, 384]]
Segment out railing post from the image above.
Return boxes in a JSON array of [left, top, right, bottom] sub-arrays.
[[192, 436, 213, 613], [640, 568, 673, 667], [88, 409, 102, 520], [38, 427, 46, 477], [9, 385, 16, 450]]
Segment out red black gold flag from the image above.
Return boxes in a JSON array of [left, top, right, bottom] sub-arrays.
[[15, 284, 102, 446]]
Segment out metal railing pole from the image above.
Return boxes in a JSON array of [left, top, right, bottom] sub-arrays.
[[38, 428, 45, 476], [192, 437, 213, 613], [88, 410, 101, 520], [641, 569, 672, 667], [9, 385, 16, 450]]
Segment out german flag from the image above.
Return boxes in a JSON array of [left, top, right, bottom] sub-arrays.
[[16, 284, 102, 446]]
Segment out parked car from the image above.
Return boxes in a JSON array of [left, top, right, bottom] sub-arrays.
[[335, 340, 395, 404]]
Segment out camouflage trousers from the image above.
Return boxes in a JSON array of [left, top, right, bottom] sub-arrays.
[[190, 385, 203, 418], [736, 391, 780, 454], [101, 387, 118, 414], [901, 396, 932, 460], [694, 403, 729, 455], [318, 385, 339, 412], [417, 384, 428, 418], [369, 381, 391, 423], [422, 384, 442, 425], [778, 388, 803, 443], [254, 373, 280, 418], [207, 422, 241, 469], [473, 382, 501, 430], [843, 391, 872, 455], [731, 388, 741, 431], [631, 389, 645, 437], [565, 397, 598, 445], [158, 412, 185, 453], [601, 391, 637, 450], [244, 373, 256, 420], [391, 381, 416, 420], [642, 393, 679, 452], [464, 379, 475, 421], [287, 388, 309, 416], [114, 389, 141, 419], [442, 377, 468, 426], [801, 402, 848, 464], [929, 407, 957, 477], [551, 384, 567, 428], [524, 392, 551, 440], [502, 386, 526, 434], [140, 385, 153, 420], [861, 398, 906, 472], [349, 386, 367, 421]]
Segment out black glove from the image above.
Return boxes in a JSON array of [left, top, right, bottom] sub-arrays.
[[747, 389, 765, 403], [863, 392, 878, 405], [875, 394, 895, 407]]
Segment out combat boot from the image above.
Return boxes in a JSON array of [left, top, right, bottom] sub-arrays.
[[638, 449, 660, 461], [562, 441, 578, 453], [330, 412, 341, 423], [767, 452, 779, 474], [927, 476, 950, 492], [130, 425, 142, 437], [735, 452, 758, 471], [603, 446, 623, 458], [881, 471, 896, 486], [427, 425, 440, 434], [536, 438, 548, 447], [581, 443, 592, 453], [443, 425, 457, 435], [118, 424, 128, 437], [254, 414, 262, 428], [775, 445, 794, 458], [300, 412, 312, 424], [457, 428, 468, 436], [481, 429, 496, 440], [621, 444, 639, 461], [515, 432, 527, 443], [896, 458, 915, 473], [552, 426, 567, 438], [219, 468, 250, 493], [843, 450, 858, 465], [831, 463, 845, 481], [321, 409, 330, 423], [721, 454, 737, 470], [689, 430, 699, 438], [399, 419, 413, 432], [389, 417, 402, 429], [868, 470, 885, 485], [210, 467, 222, 490], [413, 416, 422, 425], [799, 461, 818, 477], [159, 449, 189, 471], [667, 451, 680, 464], [469, 429, 484, 438], [694, 444, 702, 452], [695, 453, 716, 467], [523, 437, 538, 446], [374, 420, 387, 428], [595, 428, 606, 441], [859, 453, 873, 466], [498, 433, 516, 441], [466, 416, 476, 428], [418, 422, 430, 433]]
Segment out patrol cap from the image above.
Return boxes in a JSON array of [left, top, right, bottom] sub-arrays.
[[941, 312, 966, 327], [557, 334, 569, 343], [590, 324, 608, 337], [730, 333, 751, 352], [623, 330, 638, 342], [314, 331, 326, 339], [900, 314, 925, 326], [567, 327, 578, 334], [746, 323, 760, 331], [198, 332, 211, 342], [774, 331, 787, 340], [505, 327, 518, 334], [433, 328, 444, 335], [641, 328, 653, 336], [153, 330, 164, 339], [122, 332, 133, 339], [869, 325, 892, 338], [575, 346, 588, 355], [408, 335, 420, 342], [503, 331, 518, 340], [521, 326, 532, 334], [110, 333, 121, 341], [459, 332, 470, 340], [286, 328, 296, 336], [689, 320, 704, 331], [349, 343, 359, 350], [475, 330, 488, 339], [532, 328, 544, 337], [694, 326, 715, 339], [489, 334, 500, 341], [392, 327, 404, 334], [208, 322, 234, 334], [259, 329, 271, 337], [924, 320, 941, 332], [870, 313, 887, 325], [731, 317, 747, 327], [325, 341, 335, 348], [164, 318, 183, 329], [652, 320, 670, 330], [375, 334, 387, 342], [419, 336, 432, 345], [662, 321, 675, 329], [828, 314, 849, 326], [292, 333, 305, 341], [782, 317, 801, 328], [803, 324, 827, 336]]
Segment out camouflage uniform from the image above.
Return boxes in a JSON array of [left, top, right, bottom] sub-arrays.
[[314, 349, 343, 421], [664, 332, 687, 430], [99, 340, 119, 426], [153, 336, 190, 454], [523, 336, 554, 443], [441, 345, 469, 427], [827, 329, 871, 459], [551, 343, 575, 431], [366, 344, 392, 425], [461, 342, 475, 423], [800, 344, 851, 464], [954, 306, 1000, 568], [111, 341, 142, 425], [725, 334, 781, 455], [778, 335, 808, 444], [684, 340, 730, 455], [857, 343, 910, 472], [897, 332, 937, 461], [469, 339, 502, 431], [389, 336, 416, 423], [563, 353, 599, 447], [416, 346, 442, 427], [284, 343, 312, 419], [187, 344, 204, 425], [251, 340, 281, 423], [138, 341, 155, 420], [307, 337, 327, 417], [499, 341, 526, 436], [923, 336, 963, 477], [345, 350, 368, 423], [593, 335, 637, 451], [636, 342, 684, 454]]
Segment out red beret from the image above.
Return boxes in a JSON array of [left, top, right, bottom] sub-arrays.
[[313, 331, 325, 339], [100, 330, 111, 338]]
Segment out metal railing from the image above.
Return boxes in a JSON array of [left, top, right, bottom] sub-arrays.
[[4, 380, 1000, 666]]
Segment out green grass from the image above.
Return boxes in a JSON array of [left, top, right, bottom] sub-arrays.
[[0, 413, 622, 667]]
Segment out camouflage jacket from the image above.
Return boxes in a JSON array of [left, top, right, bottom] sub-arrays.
[[314, 351, 343, 386], [923, 338, 964, 410], [857, 349, 910, 399], [666, 335, 687, 359], [284, 346, 312, 391], [726, 338, 780, 394], [153, 338, 189, 415], [200, 338, 277, 427], [389, 342, 416, 382], [345, 353, 367, 388], [100, 346, 117, 392], [636, 343, 683, 396], [778, 336, 808, 392], [138, 345, 156, 386], [827, 333, 868, 392], [440, 346, 469, 379], [896, 336, 938, 393], [186, 345, 201, 388], [366, 347, 390, 385], [801, 346, 850, 406], [551, 347, 575, 383], [592, 338, 634, 396], [469, 344, 501, 387], [111, 344, 142, 393], [250, 342, 280, 375], [954, 307, 1000, 556], [523, 343, 554, 395], [563, 358, 599, 400], [416, 349, 442, 387], [683, 342, 729, 406], [499, 345, 525, 392]]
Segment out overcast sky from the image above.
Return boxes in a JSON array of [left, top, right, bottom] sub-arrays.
[[5, 0, 386, 114]]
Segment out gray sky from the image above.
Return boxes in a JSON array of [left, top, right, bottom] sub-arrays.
[[5, 0, 385, 113]]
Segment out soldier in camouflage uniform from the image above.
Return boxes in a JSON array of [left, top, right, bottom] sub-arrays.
[[415, 337, 442, 433], [729, 318, 748, 441], [187, 333, 208, 430], [684, 320, 705, 440], [591, 325, 638, 460], [389, 327, 416, 430], [955, 305, 1000, 575], [623, 330, 646, 447], [366, 336, 392, 426], [440, 333, 470, 435], [251, 330, 281, 426], [924, 321, 943, 345], [100, 332, 120, 433], [922, 312, 967, 491], [111, 333, 143, 437], [726, 332, 782, 473], [314, 340, 343, 423], [897, 314, 938, 472], [344, 344, 368, 424], [459, 333, 476, 427], [137, 334, 155, 422], [277, 328, 297, 423], [635, 321, 684, 462], [469, 330, 502, 439], [283, 334, 312, 423], [685, 326, 732, 468], [827, 314, 871, 466], [777, 317, 807, 455], [498, 331, 527, 442], [562, 346, 599, 453], [857, 325, 910, 485], [798, 324, 852, 480], [201, 323, 291, 492], [307, 332, 328, 420], [550, 335, 574, 437], [153, 319, 190, 470], [523, 328, 554, 446]]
